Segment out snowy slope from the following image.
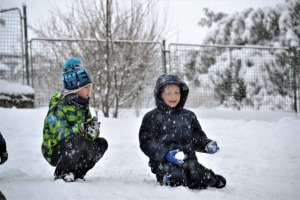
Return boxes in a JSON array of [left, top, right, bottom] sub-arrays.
[[0, 107, 299, 200]]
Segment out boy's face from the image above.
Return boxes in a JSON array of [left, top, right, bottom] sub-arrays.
[[162, 85, 181, 108], [76, 84, 92, 99]]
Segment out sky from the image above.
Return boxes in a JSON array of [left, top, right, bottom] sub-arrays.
[[0, 0, 287, 44]]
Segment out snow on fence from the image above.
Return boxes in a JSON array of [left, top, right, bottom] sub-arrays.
[[169, 43, 300, 112]]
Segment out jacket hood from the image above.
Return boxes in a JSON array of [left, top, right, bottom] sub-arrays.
[[49, 92, 62, 109], [154, 73, 189, 111]]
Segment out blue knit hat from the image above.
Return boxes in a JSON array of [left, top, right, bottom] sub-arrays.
[[62, 57, 92, 90]]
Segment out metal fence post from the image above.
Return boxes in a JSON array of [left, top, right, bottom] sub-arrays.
[[162, 40, 167, 73], [22, 4, 30, 86], [291, 47, 298, 113]]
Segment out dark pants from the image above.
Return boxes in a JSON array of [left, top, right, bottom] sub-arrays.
[[51, 134, 108, 178], [152, 159, 217, 189]]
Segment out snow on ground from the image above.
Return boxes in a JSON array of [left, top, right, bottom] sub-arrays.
[[0, 107, 299, 200]]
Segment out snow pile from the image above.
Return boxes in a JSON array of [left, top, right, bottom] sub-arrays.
[[0, 80, 34, 95], [0, 107, 299, 200], [0, 80, 35, 108]]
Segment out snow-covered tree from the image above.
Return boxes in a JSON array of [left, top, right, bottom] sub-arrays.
[[201, 0, 299, 47], [192, 0, 300, 110]]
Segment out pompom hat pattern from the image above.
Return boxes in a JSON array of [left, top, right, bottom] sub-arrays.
[[62, 57, 92, 90]]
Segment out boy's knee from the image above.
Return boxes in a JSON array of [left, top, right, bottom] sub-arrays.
[[95, 137, 108, 153], [184, 159, 218, 188], [188, 168, 217, 189]]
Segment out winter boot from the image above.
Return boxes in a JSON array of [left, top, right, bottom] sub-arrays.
[[55, 172, 75, 182], [74, 173, 85, 182], [214, 174, 226, 188], [63, 172, 75, 182]]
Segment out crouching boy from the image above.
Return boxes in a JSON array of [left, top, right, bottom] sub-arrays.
[[42, 57, 108, 182]]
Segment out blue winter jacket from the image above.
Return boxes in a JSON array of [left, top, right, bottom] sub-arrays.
[[139, 74, 212, 164]]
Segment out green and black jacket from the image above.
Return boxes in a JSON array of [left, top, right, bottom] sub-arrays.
[[41, 92, 96, 164]]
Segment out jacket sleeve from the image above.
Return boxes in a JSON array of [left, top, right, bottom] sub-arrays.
[[45, 104, 83, 145], [0, 133, 6, 153], [139, 111, 169, 162], [191, 112, 212, 153]]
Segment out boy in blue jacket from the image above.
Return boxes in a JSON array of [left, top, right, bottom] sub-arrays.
[[139, 73, 226, 189]]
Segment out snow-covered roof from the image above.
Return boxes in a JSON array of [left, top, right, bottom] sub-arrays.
[[0, 79, 34, 94]]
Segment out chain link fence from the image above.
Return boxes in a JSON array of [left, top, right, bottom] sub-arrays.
[[1, 7, 299, 113], [30, 38, 163, 109], [0, 8, 24, 84], [169, 43, 300, 112]]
